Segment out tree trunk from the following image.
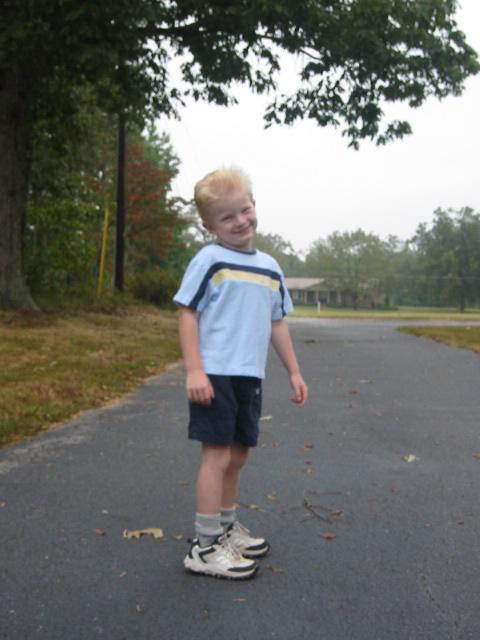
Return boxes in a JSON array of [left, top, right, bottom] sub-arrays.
[[0, 71, 37, 310]]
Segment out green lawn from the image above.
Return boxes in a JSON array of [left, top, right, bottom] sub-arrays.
[[398, 326, 480, 355], [292, 305, 480, 321], [0, 306, 181, 448]]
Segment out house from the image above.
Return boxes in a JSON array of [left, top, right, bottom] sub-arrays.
[[284, 278, 341, 306], [285, 277, 386, 308]]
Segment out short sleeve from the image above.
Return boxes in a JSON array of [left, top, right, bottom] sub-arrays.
[[271, 271, 294, 320], [173, 251, 212, 312]]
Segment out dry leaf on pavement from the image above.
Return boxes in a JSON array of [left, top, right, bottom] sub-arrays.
[[266, 565, 285, 573], [301, 444, 314, 451], [123, 528, 164, 540], [320, 532, 337, 541]]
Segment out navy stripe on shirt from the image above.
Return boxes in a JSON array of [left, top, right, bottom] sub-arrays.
[[188, 261, 286, 316]]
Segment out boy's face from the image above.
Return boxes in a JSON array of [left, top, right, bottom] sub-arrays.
[[203, 189, 257, 252]]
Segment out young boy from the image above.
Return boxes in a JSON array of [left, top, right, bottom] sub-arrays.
[[173, 167, 308, 579]]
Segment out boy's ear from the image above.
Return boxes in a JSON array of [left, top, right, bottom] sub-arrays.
[[202, 219, 214, 234]]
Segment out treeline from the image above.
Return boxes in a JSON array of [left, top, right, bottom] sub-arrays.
[[261, 210, 480, 311], [24, 94, 201, 308], [22, 97, 479, 312]]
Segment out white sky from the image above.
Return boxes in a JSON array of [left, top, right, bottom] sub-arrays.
[[157, 1, 480, 255]]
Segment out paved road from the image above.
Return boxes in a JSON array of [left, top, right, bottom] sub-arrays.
[[1, 319, 480, 640]]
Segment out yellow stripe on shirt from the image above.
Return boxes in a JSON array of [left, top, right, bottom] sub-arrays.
[[211, 268, 280, 291]]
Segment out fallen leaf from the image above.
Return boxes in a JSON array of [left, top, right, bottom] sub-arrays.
[[320, 532, 337, 541], [473, 453, 480, 460], [402, 454, 417, 463], [349, 389, 359, 395], [266, 564, 285, 573], [301, 444, 314, 451], [260, 415, 272, 421], [233, 598, 247, 603], [203, 609, 209, 619], [266, 494, 277, 502], [0, 502, 6, 508], [330, 510, 344, 518], [123, 528, 164, 540], [95, 529, 106, 536]]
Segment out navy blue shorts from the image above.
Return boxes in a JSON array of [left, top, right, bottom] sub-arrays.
[[188, 375, 262, 447]]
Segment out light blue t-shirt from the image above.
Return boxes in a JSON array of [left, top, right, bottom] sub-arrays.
[[173, 244, 293, 379]]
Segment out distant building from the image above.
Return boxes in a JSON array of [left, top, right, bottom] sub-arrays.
[[284, 278, 340, 306], [285, 277, 385, 308]]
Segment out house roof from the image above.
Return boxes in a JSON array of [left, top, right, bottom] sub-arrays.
[[285, 277, 325, 291]]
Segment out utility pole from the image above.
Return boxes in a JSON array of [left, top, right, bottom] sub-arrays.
[[115, 112, 126, 292]]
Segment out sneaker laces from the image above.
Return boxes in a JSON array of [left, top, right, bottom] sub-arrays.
[[233, 521, 251, 538], [219, 534, 244, 561]]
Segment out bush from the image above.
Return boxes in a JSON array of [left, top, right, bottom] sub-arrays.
[[131, 270, 179, 307]]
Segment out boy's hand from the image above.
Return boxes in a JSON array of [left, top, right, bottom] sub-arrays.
[[290, 372, 308, 407], [186, 370, 215, 405]]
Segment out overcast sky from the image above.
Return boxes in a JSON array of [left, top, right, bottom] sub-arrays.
[[158, 1, 480, 255]]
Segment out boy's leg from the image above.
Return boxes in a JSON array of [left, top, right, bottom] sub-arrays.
[[221, 442, 249, 510], [185, 442, 257, 579], [220, 442, 270, 559], [195, 444, 230, 546]]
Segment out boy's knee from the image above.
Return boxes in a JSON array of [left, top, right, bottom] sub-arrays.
[[230, 444, 249, 469], [201, 445, 232, 471]]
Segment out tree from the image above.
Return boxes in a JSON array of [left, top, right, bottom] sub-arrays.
[[254, 232, 305, 276], [125, 130, 187, 272], [1, 0, 479, 308], [411, 208, 480, 311], [305, 229, 390, 306]]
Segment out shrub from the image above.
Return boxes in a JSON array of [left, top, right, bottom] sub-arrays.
[[131, 270, 179, 308]]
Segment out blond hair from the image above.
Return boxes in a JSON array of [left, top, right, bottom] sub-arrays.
[[194, 167, 254, 221]]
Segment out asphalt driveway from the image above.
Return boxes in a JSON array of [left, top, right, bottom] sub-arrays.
[[1, 319, 479, 640]]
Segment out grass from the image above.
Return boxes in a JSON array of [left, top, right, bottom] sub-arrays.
[[3, 302, 480, 450], [0, 305, 181, 448], [398, 326, 480, 355], [292, 305, 480, 321]]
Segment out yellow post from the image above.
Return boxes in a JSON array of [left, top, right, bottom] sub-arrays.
[[97, 206, 110, 297]]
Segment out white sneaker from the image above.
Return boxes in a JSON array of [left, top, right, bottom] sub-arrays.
[[184, 535, 258, 579], [225, 521, 270, 558]]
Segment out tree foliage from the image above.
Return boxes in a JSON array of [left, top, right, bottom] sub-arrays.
[[255, 232, 305, 276], [305, 229, 390, 305], [1, 0, 479, 308], [411, 208, 480, 310], [24, 96, 186, 302]]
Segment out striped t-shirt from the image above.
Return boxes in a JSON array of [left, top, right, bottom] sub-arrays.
[[173, 244, 293, 379]]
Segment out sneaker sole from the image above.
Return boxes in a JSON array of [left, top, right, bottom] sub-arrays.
[[241, 543, 271, 559], [184, 557, 258, 580]]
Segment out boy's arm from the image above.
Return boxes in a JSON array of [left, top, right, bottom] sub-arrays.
[[178, 307, 214, 405], [270, 319, 308, 406]]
